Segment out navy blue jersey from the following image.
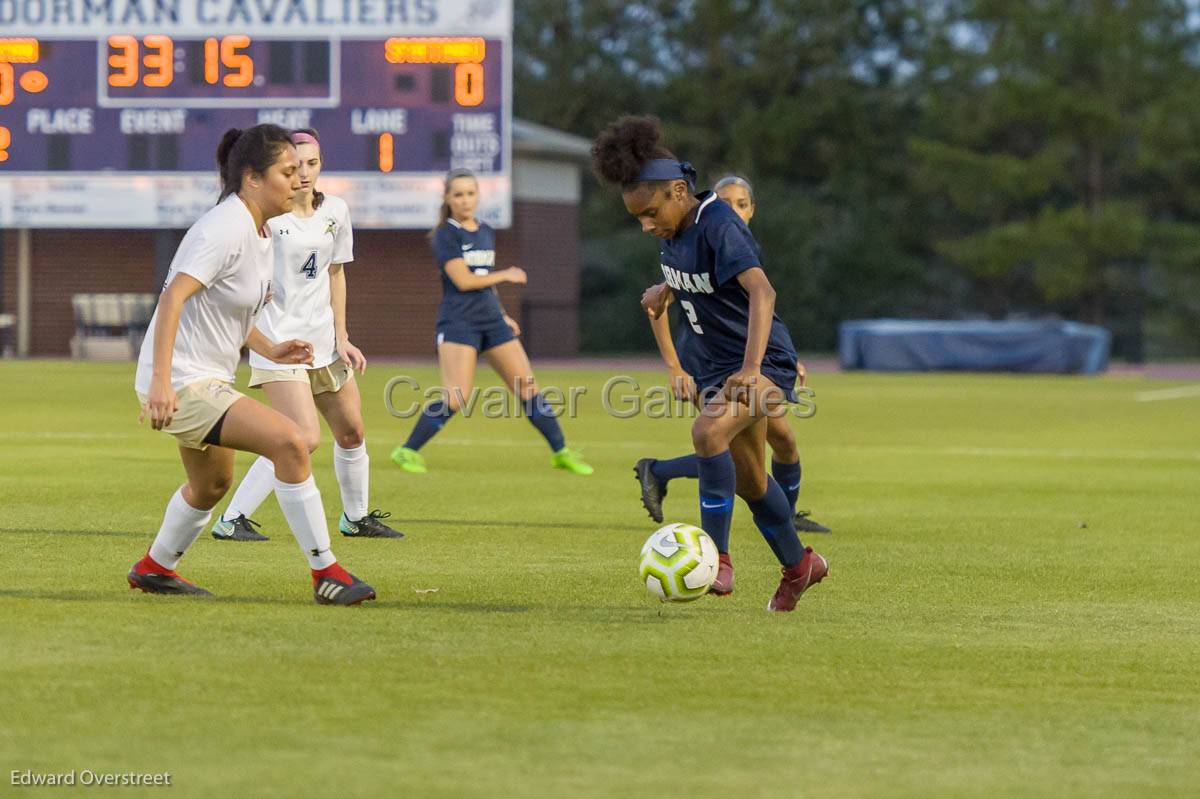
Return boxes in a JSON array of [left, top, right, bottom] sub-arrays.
[[432, 218, 505, 326], [660, 192, 798, 392]]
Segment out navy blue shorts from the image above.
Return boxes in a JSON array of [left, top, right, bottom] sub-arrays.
[[436, 318, 515, 353], [695, 369, 798, 404]]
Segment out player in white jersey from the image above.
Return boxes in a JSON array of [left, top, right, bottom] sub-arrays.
[[128, 124, 377, 605], [211, 128, 404, 541]]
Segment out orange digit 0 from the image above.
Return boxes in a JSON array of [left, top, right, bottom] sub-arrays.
[[107, 35, 138, 87], [142, 35, 174, 87], [19, 70, 49, 94], [0, 63, 13, 106], [221, 35, 253, 88]]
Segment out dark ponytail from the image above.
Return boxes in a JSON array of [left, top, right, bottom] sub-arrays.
[[428, 168, 478, 238], [591, 115, 677, 189], [215, 124, 294, 202], [291, 127, 325, 209]]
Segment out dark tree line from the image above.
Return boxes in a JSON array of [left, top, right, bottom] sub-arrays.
[[515, 0, 1200, 359]]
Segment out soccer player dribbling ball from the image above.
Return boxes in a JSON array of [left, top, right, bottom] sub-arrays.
[[129, 124, 376, 605], [210, 128, 404, 542], [591, 116, 827, 611], [633, 175, 831, 534], [390, 169, 593, 476]]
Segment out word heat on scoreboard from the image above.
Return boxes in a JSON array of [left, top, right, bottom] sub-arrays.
[[0, 0, 511, 228]]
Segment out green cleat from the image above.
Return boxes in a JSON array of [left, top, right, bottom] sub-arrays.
[[339, 510, 405, 539], [211, 513, 269, 541], [552, 447, 594, 475], [390, 446, 427, 474]]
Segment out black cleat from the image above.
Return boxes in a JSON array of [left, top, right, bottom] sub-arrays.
[[794, 510, 831, 534], [313, 568, 377, 606], [127, 568, 213, 597], [634, 458, 668, 523], [339, 510, 405, 539], [211, 514, 269, 541]]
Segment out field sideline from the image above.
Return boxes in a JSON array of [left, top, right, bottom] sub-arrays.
[[2, 360, 1198, 798]]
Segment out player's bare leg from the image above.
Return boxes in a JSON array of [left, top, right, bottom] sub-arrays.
[[220, 398, 376, 605], [392, 341, 476, 473], [316, 376, 404, 538], [486, 339, 592, 475], [212, 380, 318, 541], [128, 443, 236, 596]]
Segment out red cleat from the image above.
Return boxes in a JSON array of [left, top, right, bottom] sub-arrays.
[[767, 547, 828, 612], [127, 554, 213, 596], [312, 562, 376, 606], [709, 553, 734, 595]]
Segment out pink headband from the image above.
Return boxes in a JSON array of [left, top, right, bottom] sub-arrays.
[[291, 132, 319, 148]]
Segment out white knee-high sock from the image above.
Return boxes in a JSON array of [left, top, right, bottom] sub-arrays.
[[333, 441, 369, 521], [148, 487, 212, 569], [274, 475, 336, 569], [222, 456, 276, 522]]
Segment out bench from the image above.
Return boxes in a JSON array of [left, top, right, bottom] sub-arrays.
[[0, 313, 13, 358], [70, 293, 157, 361]]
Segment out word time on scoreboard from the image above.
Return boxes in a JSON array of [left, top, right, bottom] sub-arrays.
[[0, 0, 512, 228]]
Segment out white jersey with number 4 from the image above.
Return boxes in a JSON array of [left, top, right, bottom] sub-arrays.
[[251, 194, 354, 371], [135, 195, 274, 393]]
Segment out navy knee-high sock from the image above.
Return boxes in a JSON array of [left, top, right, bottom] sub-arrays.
[[746, 477, 805, 568], [403, 400, 455, 451], [697, 451, 736, 554], [523, 393, 566, 452], [771, 459, 802, 511], [650, 454, 699, 483]]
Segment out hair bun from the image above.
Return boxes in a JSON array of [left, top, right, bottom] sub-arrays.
[[591, 115, 672, 186]]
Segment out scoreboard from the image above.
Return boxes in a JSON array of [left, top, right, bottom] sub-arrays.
[[0, 0, 511, 228]]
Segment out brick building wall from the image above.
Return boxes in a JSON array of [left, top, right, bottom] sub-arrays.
[[0, 199, 579, 358]]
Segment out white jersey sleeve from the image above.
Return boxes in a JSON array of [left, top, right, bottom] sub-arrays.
[[135, 196, 274, 393], [173, 224, 237, 288], [330, 196, 354, 265]]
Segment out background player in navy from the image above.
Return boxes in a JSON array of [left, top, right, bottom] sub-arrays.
[[390, 169, 594, 476], [633, 175, 830, 534], [592, 116, 828, 611]]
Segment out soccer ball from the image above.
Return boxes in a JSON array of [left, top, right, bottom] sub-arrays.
[[638, 523, 719, 602]]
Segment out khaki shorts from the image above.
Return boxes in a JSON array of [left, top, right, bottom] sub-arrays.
[[248, 358, 353, 396], [136, 378, 245, 451]]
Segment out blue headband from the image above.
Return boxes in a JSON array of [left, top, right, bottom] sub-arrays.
[[635, 159, 697, 187]]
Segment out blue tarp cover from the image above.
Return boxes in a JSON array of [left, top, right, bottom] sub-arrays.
[[838, 319, 1110, 374]]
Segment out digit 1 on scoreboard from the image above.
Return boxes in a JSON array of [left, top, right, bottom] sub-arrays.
[[378, 133, 394, 173], [454, 63, 483, 106], [204, 37, 219, 84]]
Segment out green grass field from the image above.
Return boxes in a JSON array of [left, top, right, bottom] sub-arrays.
[[2, 360, 1199, 798]]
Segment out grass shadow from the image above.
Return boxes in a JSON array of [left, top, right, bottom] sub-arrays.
[[0, 527, 145, 539], [408, 518, 652, 533], [0, 587, 532, 613]]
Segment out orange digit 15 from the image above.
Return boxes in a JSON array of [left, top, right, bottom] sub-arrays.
[[205, 35, 253, 87]]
